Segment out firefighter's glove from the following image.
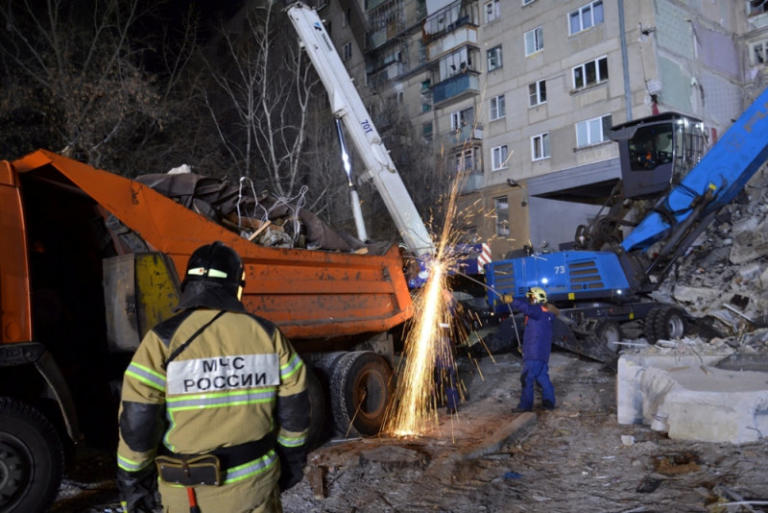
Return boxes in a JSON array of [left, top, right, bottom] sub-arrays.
[[501, 294, 514, 304], [116, 465, 160, 513], [277, 445, 307, 492]]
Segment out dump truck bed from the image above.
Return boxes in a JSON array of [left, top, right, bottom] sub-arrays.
[[10, 150, 413, 340]]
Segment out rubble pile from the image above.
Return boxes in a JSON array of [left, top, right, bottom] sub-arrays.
[[653, 167, 768, 338]]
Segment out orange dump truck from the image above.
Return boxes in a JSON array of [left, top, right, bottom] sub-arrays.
[[0, 149, 414, 513]]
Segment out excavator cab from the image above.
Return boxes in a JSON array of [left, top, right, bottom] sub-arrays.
[[610, 112, 706, 199]]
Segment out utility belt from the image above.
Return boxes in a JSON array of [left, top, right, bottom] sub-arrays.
[[156, 433, 275, 487]]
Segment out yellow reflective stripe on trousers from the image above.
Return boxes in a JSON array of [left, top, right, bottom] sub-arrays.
[[225, 449, 278, 484], [125, 362, 166, 391], [280, 354, 303, 380], [117, 453, 152, 472], [277, 433, 306, 448], [162, 450, 279, 487], [166, 388, 276, 412]]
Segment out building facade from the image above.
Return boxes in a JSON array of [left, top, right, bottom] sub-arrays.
[[322, 0, 762, 257]]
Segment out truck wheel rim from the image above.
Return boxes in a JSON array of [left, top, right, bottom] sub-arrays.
[[353, 365, 387, 421], [0, 437, 31, 508], [667, 316, 685, 338]]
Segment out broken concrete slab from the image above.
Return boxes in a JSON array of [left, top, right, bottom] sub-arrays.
[[618, 348, 768, 443], [729, 218, 768, 264]]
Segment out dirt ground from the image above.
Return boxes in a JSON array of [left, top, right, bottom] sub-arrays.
[[52, 349, 768, 513]]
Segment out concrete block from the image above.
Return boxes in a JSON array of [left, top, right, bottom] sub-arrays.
[[617, 350, 768, 443], [672, 285, 719, 305], [730, 218, 768, 264]]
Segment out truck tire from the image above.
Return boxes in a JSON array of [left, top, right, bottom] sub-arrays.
[[0, 397, 64, 513], [329, 352, 393, 437], [652, 306, 687, 342], [304, 365, 331, 449], [643, 307, 663, 344]]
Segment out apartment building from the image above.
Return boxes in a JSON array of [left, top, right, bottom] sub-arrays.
[[322, 0, 760, 257]]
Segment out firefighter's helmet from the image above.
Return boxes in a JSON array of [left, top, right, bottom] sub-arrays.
[[526, 287, 547, 304], [183, 241, 244, 295]]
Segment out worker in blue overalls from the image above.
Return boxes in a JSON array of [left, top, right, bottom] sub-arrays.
[[503, 287, 556, 412]]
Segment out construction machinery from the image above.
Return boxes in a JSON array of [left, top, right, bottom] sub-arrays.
[[485, 87, 768, 361]]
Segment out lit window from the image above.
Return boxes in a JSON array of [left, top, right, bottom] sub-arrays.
[[531, 133, 550, 161], [524, 27, 544, 56], [487, 45, 503, 71], [485, 0, 501, 22], [494, 196, 510, 236], [573, 56, 608, 90], [576, 115, 612, 148], [529, 80, 546, 106], [569, 1, 604, 35], [490, 95, 506, 120], [491, 145, 509, 170]]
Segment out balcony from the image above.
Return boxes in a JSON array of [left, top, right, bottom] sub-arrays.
[[423, 0, 479, 43], [448, 124, 483, 147], [460, 173, 484, 194], [432, 71, 480, 105]]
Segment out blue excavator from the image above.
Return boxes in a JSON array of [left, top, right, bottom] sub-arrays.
[[484, 87, 768, 361]]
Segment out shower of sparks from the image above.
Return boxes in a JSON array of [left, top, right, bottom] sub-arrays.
[[385, 174, 466, 437]]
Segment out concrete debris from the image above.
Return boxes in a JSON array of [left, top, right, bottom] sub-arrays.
[[617, 342, 768, 443], [655, 169, 768, 337]]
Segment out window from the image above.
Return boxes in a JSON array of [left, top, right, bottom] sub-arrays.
[[487, 45, 503, 71], [490, 95, 506, 120], [573, 56, 608, 89], [494, 196, 510, 236], [485, 0, 500, 22], [569, 1, 604, 35], [450, 107, 474, 130], [423, 122, 433, 142], [529, 80, 546, 106], [342, 8, 350, 27], [491, 145, 509, 170], [455, 148, 476, 172], [748, 0, 768, 17], [342, 42, 353, 62], [531, 133, 550, 160], [524, 27, 544, 56], [751, 39, 768, 65], [440, 47, 471, 80], [576, 115, 612, 148], [522, 0, 536, 5]]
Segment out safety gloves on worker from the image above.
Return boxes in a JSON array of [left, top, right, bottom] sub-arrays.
[[277, 445, 307, 491], [116, 465, 160, 513]]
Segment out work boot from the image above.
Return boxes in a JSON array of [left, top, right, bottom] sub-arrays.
[[542, 400, 555, 411]]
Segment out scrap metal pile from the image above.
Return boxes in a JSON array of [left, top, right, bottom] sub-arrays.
[[134, 168, 370, 253]]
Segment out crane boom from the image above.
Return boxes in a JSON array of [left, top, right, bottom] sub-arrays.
[[286, 2, 435, 257]]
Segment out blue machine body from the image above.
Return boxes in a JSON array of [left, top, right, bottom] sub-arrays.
[[486, 87, 768, 307], [485, 251, 630, 314]]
